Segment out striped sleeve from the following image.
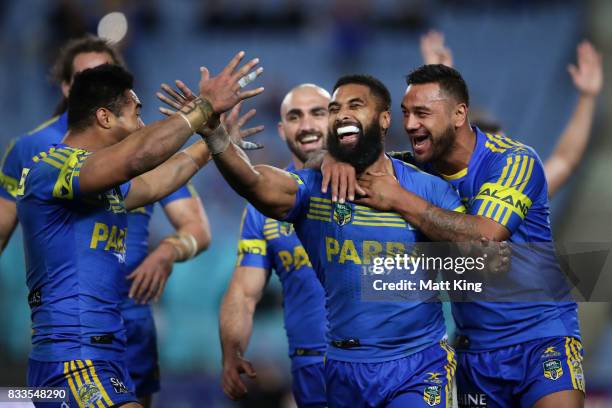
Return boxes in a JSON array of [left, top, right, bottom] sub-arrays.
[[0, 139, 20, 200], [36, 146, 90, 201], [470, 151, 544, 233], [236, 204, 272, 270]]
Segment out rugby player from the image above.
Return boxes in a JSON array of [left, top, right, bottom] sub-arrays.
[[417, 31, 603, 197], [16, 53, 263, 408], [203, 74, 464, 407], [0, 36, 212, 408], [323, 65, 584, 407], [218, 84, 329, 406]]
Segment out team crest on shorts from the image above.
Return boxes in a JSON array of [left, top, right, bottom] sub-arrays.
[[543, 359, 563, 380], [423, 385, 442, 406], [279, 222, 294, 236], [333, 202, 352, 226], [77, 382, 102, 407]]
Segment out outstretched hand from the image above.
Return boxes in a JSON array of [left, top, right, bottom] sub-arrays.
[[157, 81, 264, 150], [198, 51, 264, 114], [568, 40, 603, 97], [420, 30, 453, 67]]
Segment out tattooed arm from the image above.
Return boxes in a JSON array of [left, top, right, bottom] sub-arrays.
[[355, 172, 510, 242]]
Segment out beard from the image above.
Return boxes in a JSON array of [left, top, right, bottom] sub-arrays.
[[327, 119, 383, 174], [429, 124, 455, 162]]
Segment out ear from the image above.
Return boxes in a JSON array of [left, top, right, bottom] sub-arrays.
[[95, 108, 113, 130], [277, 121, 287, 141], [454, 103, 468, 128], [61, 81, 71, 98], [379, 110, 391, 132]]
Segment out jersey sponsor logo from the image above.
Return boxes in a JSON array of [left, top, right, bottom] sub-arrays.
[[89, 222, 127, 255], [333, 202, 352, 226], [77, 382, 102, 406], [423, 385, 441, 406], [278, 245, 312, 272], [543, 359, 563, 380], [238, 239, 267, 256], [541, 346, 561, 359], [110, 377, 129, 394], [325, 237, 409, 265], [475, 182, 532, 218], [425, 371, 444, 385], [570, 358, 585, 391], [27, 288, 42, 307], [90, 333, 115, 344], [458, 392, 487, 407], [15, 168, 29, 197]]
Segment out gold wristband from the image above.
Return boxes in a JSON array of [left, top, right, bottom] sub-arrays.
[[179, 97, 214, 132]]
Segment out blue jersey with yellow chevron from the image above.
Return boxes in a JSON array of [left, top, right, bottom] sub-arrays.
[[284, 157, 464, 362], [0, 113, 68, 201], [426, 127, 580, 350], [16, 144, 131, 362], [0, 112, 193, 319], [238, 177, 327, 370]]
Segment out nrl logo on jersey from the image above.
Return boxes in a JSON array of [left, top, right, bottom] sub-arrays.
[[423, 385, 441, 406], [333, 202, 352, 226], [543, 359, 563, 380], [279, 222, 294, 236]]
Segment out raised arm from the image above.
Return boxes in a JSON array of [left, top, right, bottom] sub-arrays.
[[545, 41, 603, 196], [420, 30, 453, 67], [356, 172, 509, 242], [78, 51, 263, 196], [219, 265, 269, 400]]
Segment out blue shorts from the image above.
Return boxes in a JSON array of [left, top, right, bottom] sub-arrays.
[[28, 358, 137, 408], [292, 362, 326, 407], [124, 312, 160, 397], [325, 341, 457, 408], [456, 336, 585, 408]]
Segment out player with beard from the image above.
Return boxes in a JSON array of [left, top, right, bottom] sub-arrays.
[[322, 65, 583, 407], [201, 74, 465, 407], [217, 84, 329, 407]]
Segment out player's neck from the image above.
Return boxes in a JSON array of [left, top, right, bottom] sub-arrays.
[[433, 126, 476, 175], [63, 129, 116, 152], [292, 154, 305, 170], [361, 152, 393, 176]]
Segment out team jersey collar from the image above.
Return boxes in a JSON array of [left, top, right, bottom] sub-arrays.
[[438, 126, 484, 181]]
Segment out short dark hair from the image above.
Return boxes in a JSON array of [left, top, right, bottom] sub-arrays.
[[332, 74, 391, 111], [51, 35, 125, 115], [406, 64, 469, 106], [67, 64, 134, 132]]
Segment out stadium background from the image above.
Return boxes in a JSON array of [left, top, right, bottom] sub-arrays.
[[0, 0, 611, 406]]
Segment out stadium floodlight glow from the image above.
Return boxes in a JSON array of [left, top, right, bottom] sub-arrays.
[[97, 12, 128, 45]]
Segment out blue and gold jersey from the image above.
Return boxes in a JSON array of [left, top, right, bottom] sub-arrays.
[[1, 113, 194, 319], [1, 113, 68, 201], [284, 157, 464, 362], [122, 184, 196, 317], [16, 144, 131, 361], [426, 127, 580, 350], [238, 167, 328, 369]]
